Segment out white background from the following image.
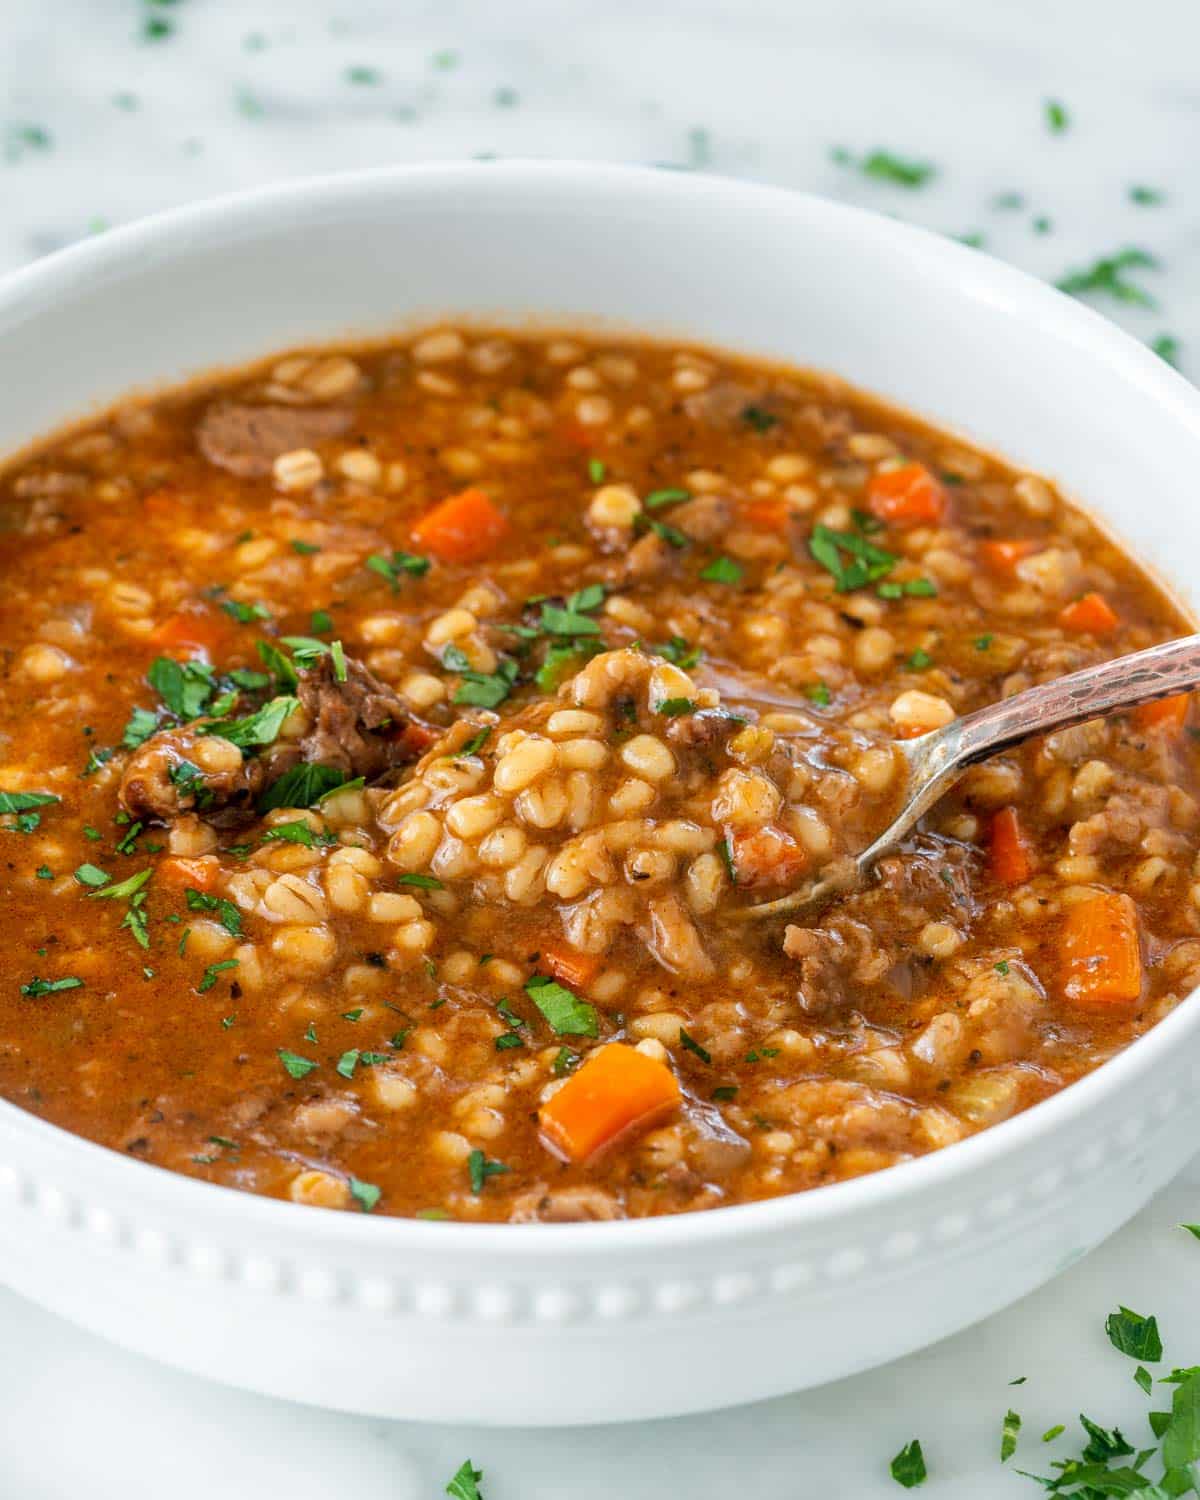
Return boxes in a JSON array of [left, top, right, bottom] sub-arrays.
[[3, 1, 1200, 1493]]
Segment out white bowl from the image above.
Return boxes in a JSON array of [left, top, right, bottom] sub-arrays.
[[1, 162, 1199, 1427]]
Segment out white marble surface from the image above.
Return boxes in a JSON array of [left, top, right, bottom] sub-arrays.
[[4, 1, 1200, 1494]]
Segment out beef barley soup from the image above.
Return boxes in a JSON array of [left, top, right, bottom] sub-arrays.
[[0, 329, 1194, 1223]]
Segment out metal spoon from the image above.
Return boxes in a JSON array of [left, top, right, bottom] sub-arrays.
[[738, 632, 1200, 922]]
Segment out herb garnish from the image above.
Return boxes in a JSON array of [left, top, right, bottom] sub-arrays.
[[1056, 248, 1159, 308], [679, 1028, 711, 1064], [278, 1048, 319, 1080], [1001, 1409, 1021, 1462], [832, 145, 936, 188], [644, 488, 691, 510], [261, 821, 337, 848], [587, 458, 607, 483], [200, 695, 298, 750], [366, 551, 430, 591], [651, 636, 702, 670], [259, 763, 351, 812], [0, 791, 59, 816], [21, 975, 83, 997], [454, 657, 519, 709], [907, 648, 933, 670], [889, 1438, 927, 1487], [1044, 98, 1069, 133], [467, 1149, 509, 1194], [184, 887, 243, 937], [699, 556, 744, 585], [220, 598, 271, 625], [524, 974, 599, 1037], [397, 873, 445, 890], [349, 1178, 381, 1212], [656, 698, 696, 717], [73, 863, 111, 889], [197, 959, 239, 993], [805, 682, 832, 707], [1152, 334, 1181, 369], [810, 523, 897, 592], [1106, 1306, 1163, 1362], [446, 1459, 485, 1500]]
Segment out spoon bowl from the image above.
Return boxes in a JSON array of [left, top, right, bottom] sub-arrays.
[[737, 631, 1200, 921]]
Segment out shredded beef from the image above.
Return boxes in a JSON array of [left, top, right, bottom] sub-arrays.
[[196, 402, 354, 478]]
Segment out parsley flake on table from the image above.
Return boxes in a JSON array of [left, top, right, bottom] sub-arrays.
[[1044, 98, 1069, 133], [524, 975, 599, 1036], [445, 1460, 485, 1500], [1001, 1408, 1021, 1462], [1106, 1305, 1163, 1362], [1056, 248, 1160, 308], [889, 1437, 927, 1487], [831, 145, 936, 188]]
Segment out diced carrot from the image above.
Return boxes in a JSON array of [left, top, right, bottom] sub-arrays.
[[157, 856, 221, 892], [410, 487, 510, 564], [1058, 592, 1119, 635], [539, 1043, 680, 1164], [729, 826, 810, 889], [148, 607, 230, 661], [1134, 693, 1190, 733], [541, 944, 602, 994], [979, 538, 1039, 574], [988, 806, 1034, 885], [866, 462, 946, 525], [743, 497, 792, 532], [1062, 891, 1143, 1007]]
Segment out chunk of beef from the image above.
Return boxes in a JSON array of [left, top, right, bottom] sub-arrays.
[[670, 494, 733, 542], [119, 725, 274, 825], [296, 653, 437, 778], [119, 652, 435, 826], [196, 402, 354, 478], [509, 1185, 624, 1222], [622, 530, 675, 582]]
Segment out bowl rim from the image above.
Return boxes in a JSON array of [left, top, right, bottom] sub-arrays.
[[3, 157, 1200, 1258]]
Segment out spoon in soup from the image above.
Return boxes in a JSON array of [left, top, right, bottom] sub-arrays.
[[737, 632, 1200, 922]]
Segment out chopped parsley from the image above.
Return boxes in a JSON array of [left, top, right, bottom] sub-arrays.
[[524, 974, 599, 1037], [445, 1460, 485, 1500], [454, 656, 519, 709], [290, 538, 320, 555], [197, 959, 239, 994], [349, 1177, 381, 1212], [1056, 248, 1159, 309], [805, 681, 832, 707], [832, 145, 936, 188], [878, 577, 937, 599], [651, 636, 702, 670], [679, 1028, 711, 1064], [366, 551, 430, 591], [699, 556, 743, 585], [336, 1049, 361, 1079], [258, 763, 350, 812], [907, 648, 933, 670], [35, 865, 53, 880], [1106, 1306, 1163, 1362], [644, 488, 691, 510], [712, 1085, 738, 1102], [742, 404, 779, 432], [587, 458, 607, 483], [330, 639, 348, 682], [21, 975, 83, 998], [1044, 98, 1069, 133], [396, 873, 445, 890], [73, 863, 111, 889], [1152, 334, 1181, 368], [975, 634, 994, 651], [717, 837, 737, 885], [200, 695, 298, 749], [0, 791, 59, 816], [467, 1149, 509, 1194], [121, 706, 159, 749], [261, 821, 337, 848], [656, 698, 696, 717], [810, 522, 897, 592], [220, 598, 271, 625], [551, 1046, 579, 1077], [889, 1438, 927, 1487], [1130, 184, 1164, 206], [278, 1048, 319, 1080], [311, 609, 333, 634], [1000, 1409, 1021, 1463], [184, 887, 243, 937]]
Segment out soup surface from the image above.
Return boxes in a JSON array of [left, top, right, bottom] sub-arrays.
[[0, 330, 1194, 1223]]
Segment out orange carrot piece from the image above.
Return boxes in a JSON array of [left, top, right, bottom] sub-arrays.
[[410, 487, 509, 563], [148, 608, 229, 660], [541, 944, 602, 994], [1062, 891, 1142, 1007], [539, 1044, 680, 1164], [1058, 592, 1119, 635], [729, 826, 810, 889], [1134, 693, 1190, 732], [866, 463, 946, 525], [988, 806, 1034, 885], [980, 538, 1039, 574], [742, 497, 792, 533], [157, 856, 221, 892]]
